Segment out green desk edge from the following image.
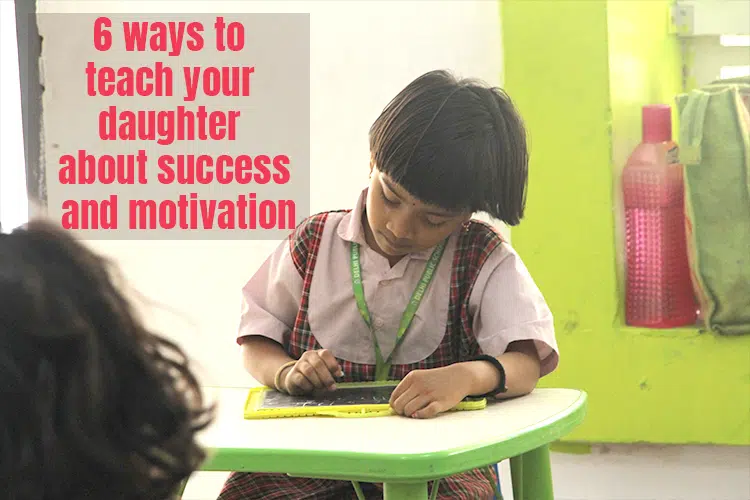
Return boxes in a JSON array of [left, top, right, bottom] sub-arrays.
[[199, 391, 587, 483]]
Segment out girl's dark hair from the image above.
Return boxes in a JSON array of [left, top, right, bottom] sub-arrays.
[[0, 220, 214, 499], [369, 69, 529, 225]]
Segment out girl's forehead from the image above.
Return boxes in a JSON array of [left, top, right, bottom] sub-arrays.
[[379, 173, 464, 217]]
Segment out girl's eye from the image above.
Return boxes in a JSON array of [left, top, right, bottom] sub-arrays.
[[380, 190, 399, 206], [425, 218, 447, 228]]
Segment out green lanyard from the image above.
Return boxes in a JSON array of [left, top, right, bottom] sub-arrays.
[[350, 239, 447, 381]]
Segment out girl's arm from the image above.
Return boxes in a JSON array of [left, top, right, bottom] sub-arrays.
[[240, 336, 296, 388], [238, 219, 343, 394], [388, 341, 541, 418], [457, 339, 541, 398], [236, 230, 303, 386], [241, 338, 344, 393], [390, 243, 558, 418], [467, 243, 559, 396]]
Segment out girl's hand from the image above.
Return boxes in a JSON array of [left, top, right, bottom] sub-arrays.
[[282, 349, 344, 395], [389, 365, 471, 419]]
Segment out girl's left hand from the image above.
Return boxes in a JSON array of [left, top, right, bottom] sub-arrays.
[[389, 365, 470, 419]]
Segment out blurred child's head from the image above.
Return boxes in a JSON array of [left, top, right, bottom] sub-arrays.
[[366, 69, 528, 256], [0, 220, 213, 499]]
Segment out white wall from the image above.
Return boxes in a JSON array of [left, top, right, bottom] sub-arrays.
[[686, 36, 750, 86], [22, 1, 750, 499], [676, 0, 750, 86]]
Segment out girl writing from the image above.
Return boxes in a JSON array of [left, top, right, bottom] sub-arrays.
[[218, 69, 559, 500]]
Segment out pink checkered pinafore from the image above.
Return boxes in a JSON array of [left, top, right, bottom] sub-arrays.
[[218, 211, 504, 500]]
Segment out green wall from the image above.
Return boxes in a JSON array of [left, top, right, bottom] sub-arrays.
[[502, 0, 750, 445]]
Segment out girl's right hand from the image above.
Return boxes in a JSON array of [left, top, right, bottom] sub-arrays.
[[282, 349, 344, 395]]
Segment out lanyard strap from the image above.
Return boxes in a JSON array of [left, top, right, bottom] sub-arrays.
[[350, 239, 446, 381]]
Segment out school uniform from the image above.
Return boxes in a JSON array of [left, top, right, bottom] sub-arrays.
[[218, 189, 559, 500]]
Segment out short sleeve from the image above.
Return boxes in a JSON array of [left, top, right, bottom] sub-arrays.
[[469, 243, 559, 377], [236, 235, 303, 346]]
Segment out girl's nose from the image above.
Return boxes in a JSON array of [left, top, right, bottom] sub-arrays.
[[386, 211, 413, 241]]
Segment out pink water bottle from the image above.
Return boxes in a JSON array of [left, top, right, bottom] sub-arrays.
[[621, 104, 698, 328]]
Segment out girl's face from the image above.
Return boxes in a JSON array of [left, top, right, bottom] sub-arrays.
[[364, 167, 470, 258]]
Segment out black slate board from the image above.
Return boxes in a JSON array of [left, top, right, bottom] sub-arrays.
[[259, 385, 396, 409]]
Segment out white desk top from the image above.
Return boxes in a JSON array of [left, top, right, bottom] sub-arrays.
[[198, 386, 586, 456]]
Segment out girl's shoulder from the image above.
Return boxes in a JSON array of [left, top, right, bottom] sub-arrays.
[[287, 209, 351, 274], [450, 219, 509, 284], [288, 209, 351, 242], [455, 219, 506, 256]]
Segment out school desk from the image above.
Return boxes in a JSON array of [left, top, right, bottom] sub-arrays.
[[192, 386, 588, 500]]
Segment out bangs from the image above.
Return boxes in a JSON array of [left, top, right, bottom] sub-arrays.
[[375, 111, 489, 213]]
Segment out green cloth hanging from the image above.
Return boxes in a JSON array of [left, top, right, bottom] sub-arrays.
[[676, 77, 750, 336]]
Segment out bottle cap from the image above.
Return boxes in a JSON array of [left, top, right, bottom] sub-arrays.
[[642, 104, 672, 143]]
